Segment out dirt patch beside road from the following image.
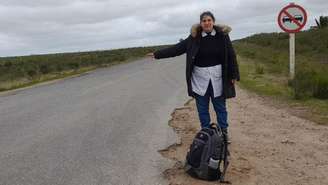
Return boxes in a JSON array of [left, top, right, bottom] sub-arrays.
[[159, 86, 328, 185]]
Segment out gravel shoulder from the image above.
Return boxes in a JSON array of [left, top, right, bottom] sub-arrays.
[[159, 86, 328, 185]]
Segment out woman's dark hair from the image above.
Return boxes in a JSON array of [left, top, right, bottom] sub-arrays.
[[200, 11, 216, 22]]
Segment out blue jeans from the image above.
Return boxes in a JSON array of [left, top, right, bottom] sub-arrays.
[[193, 80, 228, 129]]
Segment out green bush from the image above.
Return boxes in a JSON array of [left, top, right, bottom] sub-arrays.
[[56, 64, 63, 71], [255, 63, 264, 74], [117, 55, 126, 61], [27, 69, 38, 78], [292, 68, 317, 99], [289, 66, 328, 100], [40, 64, 52, 74], [4, 61, 12, 68], [313, 75, 328, 99], [68, 62, 80, 70]]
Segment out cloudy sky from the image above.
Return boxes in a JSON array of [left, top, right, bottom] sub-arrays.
[[0, 0, 327, 57]]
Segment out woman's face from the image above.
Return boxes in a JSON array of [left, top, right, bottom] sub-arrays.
[[200, 15, 214, 32]]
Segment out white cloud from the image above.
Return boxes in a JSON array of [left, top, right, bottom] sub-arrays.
[[0, 0, 327, 56]]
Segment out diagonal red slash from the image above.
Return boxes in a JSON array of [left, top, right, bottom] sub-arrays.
[[283, 10, 303, 27]]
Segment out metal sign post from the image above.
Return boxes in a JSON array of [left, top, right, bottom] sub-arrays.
[[289, 33, 295, 79], [278, 3, 307, 79]]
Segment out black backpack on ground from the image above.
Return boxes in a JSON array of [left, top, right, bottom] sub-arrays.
[[184, 123, 230, 182]]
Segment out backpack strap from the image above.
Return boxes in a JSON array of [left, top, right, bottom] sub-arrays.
[[209, 123, 230, 182], [220, 136, 230, 183]]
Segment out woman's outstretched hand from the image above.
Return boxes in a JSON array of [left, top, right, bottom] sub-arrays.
[[146, 52, 155, 59]]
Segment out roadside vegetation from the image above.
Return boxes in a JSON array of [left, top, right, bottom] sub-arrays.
[[234, 27, 328, 124], [0, 46, 167, 92]]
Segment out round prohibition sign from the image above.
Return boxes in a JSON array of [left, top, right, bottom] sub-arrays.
[[278, 4, 307, 33]]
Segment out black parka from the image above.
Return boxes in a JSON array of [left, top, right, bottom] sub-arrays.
[[154, 24, 240, 99]]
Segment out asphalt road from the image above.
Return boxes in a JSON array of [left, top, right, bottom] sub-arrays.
[[0, 55, 189, 185]]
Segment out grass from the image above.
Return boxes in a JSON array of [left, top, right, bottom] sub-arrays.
[[238, 56, 292, 97], [237, 55, 328, 125], [233, 28, 328, 125], [0, 66, 97, 92], [0, 45, 168, 92]]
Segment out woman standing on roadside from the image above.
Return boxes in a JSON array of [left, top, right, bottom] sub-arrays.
[[147, 11, 240, 142]]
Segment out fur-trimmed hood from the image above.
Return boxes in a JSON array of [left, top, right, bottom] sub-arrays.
[[153, 22, 239, 98], [190, 23, 232, 38]]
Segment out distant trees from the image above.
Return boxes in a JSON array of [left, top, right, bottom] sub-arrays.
[[315, 16, 328, 29]]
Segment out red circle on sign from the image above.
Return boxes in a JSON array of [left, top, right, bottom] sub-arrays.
[[277, 4, 307, 33]]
